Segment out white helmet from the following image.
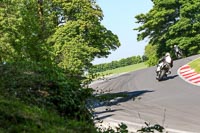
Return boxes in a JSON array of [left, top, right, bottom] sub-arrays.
[[174, 45, 177, 47], [165, 52, 170, 56]]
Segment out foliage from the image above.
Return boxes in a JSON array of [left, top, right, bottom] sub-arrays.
[[90, 55, 144, 73], [144, 44, 159, 66], [0, 0, 120, 120], [135, 0, 200, 66], [0, 0, 54, 63], [0, 96, 103, 133], [0, 0, 170, 132], [137, 122, 164, 133], [0, 62, 94, 121], [0, 0, 122, 132], [97, 123, 128, 133], [49, 0, 120, 75], [0, 0, 120, 73], [0, 96, 66, 132]]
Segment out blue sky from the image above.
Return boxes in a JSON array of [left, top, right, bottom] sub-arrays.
[[92, 0, 153, 64]]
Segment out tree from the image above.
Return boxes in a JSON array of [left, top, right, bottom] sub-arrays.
[[144, 44, 158, 66], [0, 0, 57, 63], [0, 0, 19, 63], [49, 0, 120, 75], [0, 0, 120, 120], [0, 0, 120, 74], [134, 0, 200, 66]]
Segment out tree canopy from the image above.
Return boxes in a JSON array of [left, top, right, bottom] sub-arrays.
[[135, 0, 200, 65], [0, 0, 120, 74]]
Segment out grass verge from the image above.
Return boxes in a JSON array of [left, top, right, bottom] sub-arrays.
[[0, 96, 97, 133], [189, 58, 200, 73], [97, 62, 148, 78]]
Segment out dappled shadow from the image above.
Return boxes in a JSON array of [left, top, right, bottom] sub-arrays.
[[92, 90, 154, 122], [91, 90, 154, 108], [95, 114, 114, 120], [94, 109, 123, 115], [107, 90, 154, 106]]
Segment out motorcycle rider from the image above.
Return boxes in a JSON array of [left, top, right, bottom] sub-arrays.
[[156, 52, 173, 78], [173, 45, 182, 58]]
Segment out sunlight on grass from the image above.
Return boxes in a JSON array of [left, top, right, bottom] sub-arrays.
[[189, 58, 200, 73], [99, 62, 148, 76]]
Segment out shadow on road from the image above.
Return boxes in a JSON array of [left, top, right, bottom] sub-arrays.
[[92, 90, 154, 122], [91, 90, 154, 109], [167, 74, 178, 79], [159, 74, 178, 81], [95, 114, 114, 121], [94, 109, 122, 121], [95, 109, 124, 115]]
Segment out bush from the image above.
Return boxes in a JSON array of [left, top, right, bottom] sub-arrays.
[[0, 61, 93, 121], [0, 96, 67, 132]]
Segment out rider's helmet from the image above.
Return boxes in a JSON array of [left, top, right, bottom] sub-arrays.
[[165, 52, 170, 57], [174, 45, 177, 47]]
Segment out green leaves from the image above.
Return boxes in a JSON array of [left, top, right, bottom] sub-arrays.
[[0, 0, 120, 75], [0, 0, 121, 122], [48, 0, 120, 75], [135, 0, 200, 66]]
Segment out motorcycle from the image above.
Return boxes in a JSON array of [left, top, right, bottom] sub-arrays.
[[175, 49, 183, 59], [174, 46, 183, 59], [156, 61, 171, 81]]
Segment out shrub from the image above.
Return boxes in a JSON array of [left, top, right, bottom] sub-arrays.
[[0, 61, 93, 121]]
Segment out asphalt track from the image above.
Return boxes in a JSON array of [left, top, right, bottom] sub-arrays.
[[90, 54, 200, 133]]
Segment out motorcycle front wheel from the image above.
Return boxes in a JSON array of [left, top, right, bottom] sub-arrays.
[[157, 69, 166, 81]]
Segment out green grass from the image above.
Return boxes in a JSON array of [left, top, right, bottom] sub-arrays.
[[0, 96, 97, 133], [0, 96, 66, 132], [98, 62, 148, 77], [189, 58, 200, 73]]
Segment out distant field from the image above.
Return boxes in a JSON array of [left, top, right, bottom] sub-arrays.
[[189, 58, 200, 73], [98, 62, 148, 76]]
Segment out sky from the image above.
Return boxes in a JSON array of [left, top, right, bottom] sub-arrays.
[[92, 0, 153, 65]]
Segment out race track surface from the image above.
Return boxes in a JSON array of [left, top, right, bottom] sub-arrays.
[[90, 54, 200, 133]]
